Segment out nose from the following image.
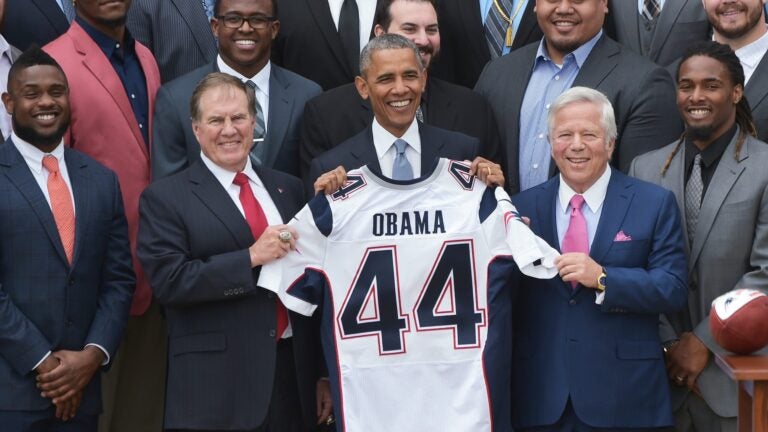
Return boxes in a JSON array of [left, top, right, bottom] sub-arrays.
[[412, 29, 428, 48], [555, 0, 574, 12]]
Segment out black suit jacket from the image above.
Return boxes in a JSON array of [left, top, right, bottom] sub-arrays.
[[475, 34, 683, 193], [273, 0, 382, 90], [432, 0, 541, 88], [299, 76, 500, 179], [4, 0, 69, 51], [307, 122, 480, 195], [137, 162, 318, 431]]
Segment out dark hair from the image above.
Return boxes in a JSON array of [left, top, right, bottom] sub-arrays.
[[661, 41, 755, 176], [190, 72, 256, 122], [214, 0, 278, 18], [7, 45, 67, 91], [374, 0, 437, 30]]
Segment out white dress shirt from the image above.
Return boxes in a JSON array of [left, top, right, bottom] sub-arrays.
[[735, 26, 768, 85], [371, 117, 422, 178], [218, 56, 271, 132], [328, 0, 377, 54]]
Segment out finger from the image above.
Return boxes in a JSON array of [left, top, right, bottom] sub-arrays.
[[53, 388, 78, 405], [522, 216, 531, 226]]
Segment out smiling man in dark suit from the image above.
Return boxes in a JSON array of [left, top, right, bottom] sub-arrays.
[[152, 0, 321, 180], [0, 46, 134, 432], [138, 72, 328, 432]]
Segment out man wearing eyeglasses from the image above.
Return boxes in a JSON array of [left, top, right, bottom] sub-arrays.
[[151, 0, 322, 180]]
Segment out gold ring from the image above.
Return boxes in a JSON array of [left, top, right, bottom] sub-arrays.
[[279, 230, 293, 242], [486, 166, 492, 176]]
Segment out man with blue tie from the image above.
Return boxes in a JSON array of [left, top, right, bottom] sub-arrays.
[[0, 46, 134, 432], [510, 86, 688, 431]]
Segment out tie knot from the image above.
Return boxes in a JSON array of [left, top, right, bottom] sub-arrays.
[[233, 172, 249, 186], [693, 153, 702, 165], [42, 155, 60, 174], [245, 80, 257, 90], [569, 194, 585, 212], [394, 139, 408, 155]]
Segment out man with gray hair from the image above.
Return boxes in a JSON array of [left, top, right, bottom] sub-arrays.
[[309, 33, 503, 195], [511, 86, 688, 430]]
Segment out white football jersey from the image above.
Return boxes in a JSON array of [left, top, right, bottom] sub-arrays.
[[259, 158, 558, 432]]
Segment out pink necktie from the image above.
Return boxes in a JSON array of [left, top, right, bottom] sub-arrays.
[[43, 155, 76, 264], [561, 194, 588, 289], [233, 172, 289, 340]]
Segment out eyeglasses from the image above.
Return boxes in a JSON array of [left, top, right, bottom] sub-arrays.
[[216, 14, 276, 29]]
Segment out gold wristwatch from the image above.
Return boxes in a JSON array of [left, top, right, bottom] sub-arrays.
[[597, 268, 607, 291]]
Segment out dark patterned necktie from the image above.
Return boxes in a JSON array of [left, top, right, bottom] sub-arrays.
[[642, 0, 661, 21], [685, 154, 703, 243]]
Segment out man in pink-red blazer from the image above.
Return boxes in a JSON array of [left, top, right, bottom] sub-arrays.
[[45, 1, 164, 430]]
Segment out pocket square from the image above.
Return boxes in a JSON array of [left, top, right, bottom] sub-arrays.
[[614, 231, 632, 242]]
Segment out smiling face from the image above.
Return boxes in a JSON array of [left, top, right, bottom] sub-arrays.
[[677, 55, 742, 148], [704, 0, 766, 43], [550, 100, 613, 193], [192, 84, 255, 172], [355, 47, 427, 137], [374, 0, 440, 69], [213, 0, 279, 77], [2, 65, 71, 152], [536, 0, 608, 63]]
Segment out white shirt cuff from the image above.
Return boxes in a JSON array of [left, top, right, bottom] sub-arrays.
[[32, 351, 52, 371], [85, 343, 110, 366]]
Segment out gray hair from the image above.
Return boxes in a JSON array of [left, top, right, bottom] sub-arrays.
[[548, 86, 618, 146], [359, 33, 424, 76]]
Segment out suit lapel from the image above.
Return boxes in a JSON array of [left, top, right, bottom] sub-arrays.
[[350, 126, 382, 173], [534, 178, 569, 297], [689, 135, 746, 269], [32, 0, 70, 33], [745, 53, 768, 115], [590, 170, 633, 265], [188, 162, 255, 248], [70, 23, 150, 160], [648, 0, 687, 61], [659, 142, 689, 250], [263, 67, 292, 169], [0, 141, 70, 265], [170, 0, 217, 58], [255, 165, 293, 223], [305, 0, 354, 77], [65, 150, 90, 266], [507, 46, 539, 193], [418, 123, 445, 172], [423, 78, 455, 127], [573, 36, 620, 89]]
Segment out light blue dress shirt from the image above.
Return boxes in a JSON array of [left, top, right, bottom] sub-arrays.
[[518, 30, 603, 191], [479, 0, 529, 56]]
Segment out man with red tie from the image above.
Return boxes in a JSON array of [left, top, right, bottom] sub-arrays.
[[137, 72, 329, 432]]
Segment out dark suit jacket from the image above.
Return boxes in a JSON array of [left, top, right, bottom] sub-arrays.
[[299, 76, 500, 179], [307, 122, 480, 195], [0, 139, 134, 414], [510, 169, 687, 429], [746, 53, 768, 143], [273, 0, 382, 90], [152, 62, 322, 179], [137, 162, 317, 431], [3, 0, 69, 51], [431, 0, 541, 89], [605, 0, 710, 66], [475, 34, 683, 193], [127, 0, 218, 83]]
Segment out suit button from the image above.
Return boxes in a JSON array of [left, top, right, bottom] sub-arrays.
[[269, 330, 276, 338], [569, 299, 576, 306], [68, 278, 75, 286]]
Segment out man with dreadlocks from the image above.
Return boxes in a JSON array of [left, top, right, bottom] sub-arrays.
[[630, 40, 768, 432]]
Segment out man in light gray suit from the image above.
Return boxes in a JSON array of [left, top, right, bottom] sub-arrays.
[[127, 0, 218, 83], [630, 41, 768, 432], [703, 0, 768, 143], [605, 0, 710, 66], [475, 0, 683, 194], [152, 0, 321, 179]]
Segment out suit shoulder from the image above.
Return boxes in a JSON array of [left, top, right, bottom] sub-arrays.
[[161, 64, 213, 94], [273, 65, 322, 94], [482, 42, 537, 74], [430, 78, 490, 106], [632, 141, 679, 166], [64, 148, 118, 178], [617, 170, 675, 202], [307, 83, 359, 107], [422, 123, 478, 145]]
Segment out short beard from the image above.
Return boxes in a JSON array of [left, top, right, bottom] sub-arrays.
[[12, 115, 70, 150], [687, 125, 715, 143], [546, 38, 582, 58], [98, 15, 128, 29], [713, 5, 763, 39]]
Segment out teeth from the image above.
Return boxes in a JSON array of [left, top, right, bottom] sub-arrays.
[[389, 100, 409, 108], [689, 109, 710, 117], [36, 114, 55, 120], [235, 40, 256, 46]]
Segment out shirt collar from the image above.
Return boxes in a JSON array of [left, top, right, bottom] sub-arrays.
[[0, 35, 10, 58], [558, 163, 611, 214], [684, 123, 737, 168], [75, 17, 135, 59], [217, 56, 271, 97], [536, 30, 603, 68], [11, 132, 66, 175], [371, 117, 421, 159], [735, 26, 768, 71], [199, 151, 264, 190]]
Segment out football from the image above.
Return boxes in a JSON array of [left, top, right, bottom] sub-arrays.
[[709, 289, 768, 355]]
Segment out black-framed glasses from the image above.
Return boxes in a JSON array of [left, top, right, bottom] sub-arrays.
[[216, 14, 276, 29]]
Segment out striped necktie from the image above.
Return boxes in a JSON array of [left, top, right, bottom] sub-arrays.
[[642, 0, 661, 21], [245, 80, 267, 165], [485, 0, 513, 58]]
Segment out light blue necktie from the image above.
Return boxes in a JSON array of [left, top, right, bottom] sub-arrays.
[[60, 0, 76, 22], [392, 139, 414, 180], [245, 80, 267, 165]]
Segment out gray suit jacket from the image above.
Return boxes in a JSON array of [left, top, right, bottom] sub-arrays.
[[746, 54, 768, 143], [629, 131, 768, 418], [152, 62, 322, 179], [127, 0, 217, 83], [606, 0, 710, 66], [475, 34, 683, 194]]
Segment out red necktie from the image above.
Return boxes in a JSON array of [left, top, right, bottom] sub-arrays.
[[561, 194, 588, 289], [233, 172, 289, 340], [43, 155, 75, 264]]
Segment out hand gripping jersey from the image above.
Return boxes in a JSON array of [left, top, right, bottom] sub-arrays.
[[259, 159, 558, 432]]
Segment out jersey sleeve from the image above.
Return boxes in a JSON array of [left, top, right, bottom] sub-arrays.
[[258, 196, 331, 316], [482, 187, 559, 279]]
